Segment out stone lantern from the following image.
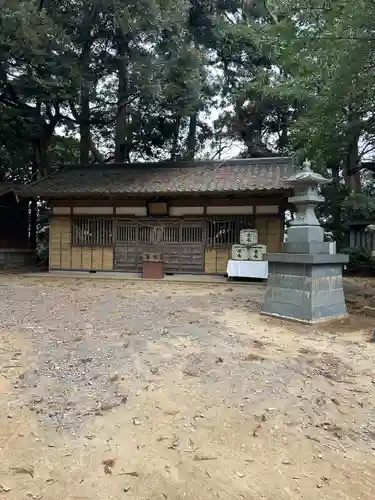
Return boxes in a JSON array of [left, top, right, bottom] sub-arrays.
[[261, 160, 348, 323]]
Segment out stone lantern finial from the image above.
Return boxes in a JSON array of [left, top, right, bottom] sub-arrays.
[[302, 158, 312, 171]]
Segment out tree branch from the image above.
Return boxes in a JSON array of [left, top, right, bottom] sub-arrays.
[[89, 137, 105, 163], [264, 0, 279, 24]]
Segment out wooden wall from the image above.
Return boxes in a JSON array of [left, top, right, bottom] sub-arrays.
[[256, 217, 283, 253], [49, 216, 113, 271], [348, 227, 375, 251], [204, 247, 231, 274], [48, 193, 285, 274], [204, 216, 283, 274]]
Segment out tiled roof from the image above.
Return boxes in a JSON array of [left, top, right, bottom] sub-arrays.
[[0, 182, 19, 198], [20, 157, 296, 197]]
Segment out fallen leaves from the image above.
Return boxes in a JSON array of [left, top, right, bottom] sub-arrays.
[[163, 409, 180, 416], [243, 353, 265, 362], [193, 453, 218, 461], [95, 395, 128, 415], [102, 458, 116, 475], [168, 435, 180, 450], [252, 413, 267, 437], [109, 373, 120, 382], [182, 366, 201, 377], [252, 339, 266, 349], [10, 465, 34, 478], [118, 471, 139, 478]]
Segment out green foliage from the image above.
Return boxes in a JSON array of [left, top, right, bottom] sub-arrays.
[[342, 193, 375, 224], [251, 0, 375, 167], [341, 247, 374, 275], [342, 247, 372, 263]]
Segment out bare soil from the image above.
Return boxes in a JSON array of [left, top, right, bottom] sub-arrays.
[[0, 275, 374, 500]]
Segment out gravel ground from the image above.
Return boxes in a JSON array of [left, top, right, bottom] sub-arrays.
[[0, 275, 374, 500]]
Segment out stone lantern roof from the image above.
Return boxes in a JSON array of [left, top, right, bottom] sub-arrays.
[[288, 160, 332, 186]]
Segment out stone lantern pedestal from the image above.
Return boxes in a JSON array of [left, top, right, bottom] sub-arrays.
[[261, 161, 348, 323]]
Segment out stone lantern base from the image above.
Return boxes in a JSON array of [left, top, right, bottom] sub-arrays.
[[261, 253, 348, 323]]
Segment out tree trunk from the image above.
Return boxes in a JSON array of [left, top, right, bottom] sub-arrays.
[[345, 135, 361, 192], [331, 162, 340, 184], [33, 134, 51, 178], [170, 116, 181, 160], [29, 160, 38, 250], [115, 36, 129, 162], [278, 109, 288, 152], [185, 112, 197, 159], [80, 39, 91, 165], [344, 105, 361, 193], [330, 162, 344, 247], [29, 199, 37, 250]]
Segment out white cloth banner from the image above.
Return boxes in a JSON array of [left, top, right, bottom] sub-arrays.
[[226, 260, 268, 279]]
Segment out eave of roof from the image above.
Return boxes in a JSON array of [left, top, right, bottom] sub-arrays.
[[19, 157, 296, 198], [0, 182, 19, 198]]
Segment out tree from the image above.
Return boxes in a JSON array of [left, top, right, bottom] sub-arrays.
[[251, 0, 375, 181], [0, 0, 82, 176]]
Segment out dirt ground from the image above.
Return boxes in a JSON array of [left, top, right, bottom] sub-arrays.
[[0, 275, 374, 500]]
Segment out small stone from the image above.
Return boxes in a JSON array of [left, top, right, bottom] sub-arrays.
[[123, 485, 131, 492], [132, 418, 140, 426], [235, 471, 244, 478], [331, 397, 340, 406], [123, 341, 130, 348], [0, 485, 11, 493], [215, 357, 224, 364], [150, 367, 159, 375], [162, 327, 169, 335], [282, 459, 292, 465]]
